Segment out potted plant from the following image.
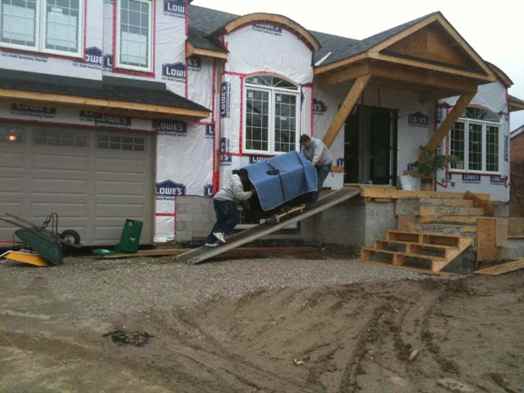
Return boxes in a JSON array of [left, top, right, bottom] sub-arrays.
[[407, 146, 452, 191]]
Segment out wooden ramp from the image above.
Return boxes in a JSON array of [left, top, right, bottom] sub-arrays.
[[176, 187, 361, 265], [362, 230, 473, 273], [475, 259, 524, 276]]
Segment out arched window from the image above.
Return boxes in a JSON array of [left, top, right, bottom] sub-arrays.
[[244, 75, 300, 154], [449, 106, 502, 173]]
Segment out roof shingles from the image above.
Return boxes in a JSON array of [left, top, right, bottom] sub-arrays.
[[187, 5, 440, 68]]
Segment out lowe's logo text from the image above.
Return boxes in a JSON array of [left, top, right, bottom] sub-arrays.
[[156, 180, 186, 199], [85, 47, 104, 66], [162, 63, 186, 81], [164, 0, 185, 16], [153, 119, 187, 135]]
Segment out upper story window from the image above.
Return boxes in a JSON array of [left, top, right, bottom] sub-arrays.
[[115, 0, 153, 72], [244, 75, 300, 154], [0, 0, 84, 56], [449, 106, 501, 174]]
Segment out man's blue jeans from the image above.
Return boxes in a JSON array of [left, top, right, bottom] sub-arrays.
[[313, 164, 332, 202], [207, 199, 240, 243]]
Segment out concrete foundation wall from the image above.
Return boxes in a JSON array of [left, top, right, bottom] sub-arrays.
[[301, 198, 396, 248], [175, 196, 215, 243]]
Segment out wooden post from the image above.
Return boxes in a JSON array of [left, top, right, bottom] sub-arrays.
[[322, 74, 371, 148], [424, 91, 477, 152]]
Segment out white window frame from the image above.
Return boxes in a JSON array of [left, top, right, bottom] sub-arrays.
[[448, 117, 502, 175], [115, 0, 153, 73], [0, 0, 84, 57], [243, 80, 300, 155]]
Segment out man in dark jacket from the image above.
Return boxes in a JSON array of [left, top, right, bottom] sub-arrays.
[[205, 170, 253, 247]]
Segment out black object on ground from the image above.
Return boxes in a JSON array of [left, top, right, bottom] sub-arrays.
[[103, 329, 154, 347]]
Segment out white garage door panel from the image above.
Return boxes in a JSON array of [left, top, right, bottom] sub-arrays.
[[96, 204, 145, 217], [33, 156, 90, 171], [0, 154, 24, 169], [32, 179, 90, 194], [0, 124, 154, 245], [95, 157, 147, 173], [96, 181, 146, 196], [32, 203, 90, 218], [0, 178, 25, 193]]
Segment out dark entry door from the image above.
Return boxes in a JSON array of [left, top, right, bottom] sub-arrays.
[[344, 105, 397, 185], [344, 109, 359, 184], [369, 107, 392, 185]]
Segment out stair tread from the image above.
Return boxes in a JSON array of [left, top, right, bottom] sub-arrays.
[[388, 230, 464, 239], [363, 247, 448, 262], [379, 239, 457, 250]]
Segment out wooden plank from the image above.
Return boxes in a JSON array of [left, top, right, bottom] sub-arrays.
[[477, 218, 497, 262], [177, 188, 361, 265], [0, 89, 210, 119], [102, 247, 324, 261], [508, 217, 524, 237], [186, 42, 228, 60], [424, 91, 477, 152], [359, 186, 490, 201], [102, 249, 188, 259], [322, 75, 371, 148], [464, 191, 495, 216], [475, 259, 524, 276], [324, 62, 371, 85], [496, 218, 509, 248], [368, 62, 477, 93]]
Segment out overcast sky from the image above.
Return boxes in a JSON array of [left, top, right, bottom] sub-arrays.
[[193, 0, 524, 130]]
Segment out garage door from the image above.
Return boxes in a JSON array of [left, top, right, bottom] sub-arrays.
[[0, 123, 155, 246]]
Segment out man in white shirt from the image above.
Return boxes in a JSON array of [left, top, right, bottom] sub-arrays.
[[205, 170, 254, 247], [300, 135, 333, 201]]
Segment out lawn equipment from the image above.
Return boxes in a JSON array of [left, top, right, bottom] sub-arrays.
[[0, 213, 82, 266]]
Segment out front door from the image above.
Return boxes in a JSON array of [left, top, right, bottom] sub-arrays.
[[369, 107, 392, 184], [344, 105, 397, 185]]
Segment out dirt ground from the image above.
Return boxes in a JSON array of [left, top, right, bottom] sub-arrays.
[[1, 257, 523, 393]]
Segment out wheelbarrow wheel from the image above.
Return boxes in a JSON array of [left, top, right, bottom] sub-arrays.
[[60, 230, 81, 246]]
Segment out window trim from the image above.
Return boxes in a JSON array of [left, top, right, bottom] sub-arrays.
[[243, 79, 300, 155], [114, 0, 154, 74], [448, 117, 502, 175], [0, 0, 85, 58], [42, 0, 84, 57]]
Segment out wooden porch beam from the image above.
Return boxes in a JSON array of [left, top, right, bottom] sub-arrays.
[[326, 61, 477, 94], [324, 62, 371, 85], [322, 74, 371, 148], [424, 90, 477, 152]]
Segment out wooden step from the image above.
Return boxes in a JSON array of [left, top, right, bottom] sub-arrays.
[[419, 215, 482, 225], [417, 224, 477, 236], [387, 230, 462, 247], [364, 230, 473, 274], [362, 248, 446, 272], [420, 206, 485, 217], [419, 198, 474, 207], [376, 240, 454, 259]]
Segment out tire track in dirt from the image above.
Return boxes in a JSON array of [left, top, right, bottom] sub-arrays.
[[337, 302, 392, 393], [149, 308, 321, 393]]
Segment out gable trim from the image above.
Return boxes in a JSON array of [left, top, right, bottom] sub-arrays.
[[368, 14, 495, 81], [315, 13, 495, 83], [221, 13, 321, 51]]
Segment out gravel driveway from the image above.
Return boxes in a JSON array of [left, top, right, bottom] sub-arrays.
[[0, 256, 422, 321]]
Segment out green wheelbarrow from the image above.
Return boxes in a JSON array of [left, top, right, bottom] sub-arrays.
[[0, 213, 80, 266]]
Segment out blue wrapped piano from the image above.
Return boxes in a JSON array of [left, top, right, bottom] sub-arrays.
[[239, 151, 318, 218]]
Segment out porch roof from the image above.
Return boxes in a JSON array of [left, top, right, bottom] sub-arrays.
[[0, 69, 210, 119], [509, 95, 524, 113]]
